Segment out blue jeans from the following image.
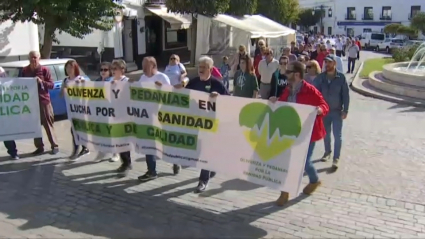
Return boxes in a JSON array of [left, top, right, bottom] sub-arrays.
[[222, 77, 229, 90], [305, 142, 319, 184], [323, 111, 343, 160], [145, 154, 157, 175], [199, 170, 215, 183]]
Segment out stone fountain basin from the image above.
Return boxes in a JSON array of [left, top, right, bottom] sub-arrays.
[[382, 62, 425, 88], [369, 71, 425, 100]]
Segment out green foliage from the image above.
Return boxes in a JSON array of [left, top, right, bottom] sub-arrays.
[[410, 12, 425, 33], [226, 0, 257, 16], [256, 0, 299, 25], [165, 0, 230, 16], [297, 8, 321, 28], [384, 23, 417, 37], [0, 0, 118, 58], [392, 44, 419, 62]]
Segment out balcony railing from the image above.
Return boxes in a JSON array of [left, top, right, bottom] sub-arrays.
[[145, 0, 166, 5], [380, 13, 392, 20], [345, 14, 356, 20], [362, 13, 374, 20]]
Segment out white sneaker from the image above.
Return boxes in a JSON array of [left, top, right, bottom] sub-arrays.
[[109, 153, 120, 162]]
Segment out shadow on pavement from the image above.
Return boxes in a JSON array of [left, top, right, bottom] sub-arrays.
[[0, 158, 303, 238]]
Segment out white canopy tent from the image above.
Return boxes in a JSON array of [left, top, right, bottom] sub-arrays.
[[195, 14, 296, 66]]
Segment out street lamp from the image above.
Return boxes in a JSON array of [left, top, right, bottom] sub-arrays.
[[114, 9, 123, 23], [328, 8, 332, 17], [312, 10, 315, 15]]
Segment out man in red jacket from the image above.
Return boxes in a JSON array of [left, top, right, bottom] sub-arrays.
[[269, 61, 329, 206]]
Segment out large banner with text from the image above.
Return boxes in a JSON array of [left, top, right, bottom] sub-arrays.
[[0, 78, 42, 141], [65, 81, 317, 194]]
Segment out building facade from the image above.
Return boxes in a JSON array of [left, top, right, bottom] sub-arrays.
[[39, 0, 191, 70], [298, 0, 425, 36]]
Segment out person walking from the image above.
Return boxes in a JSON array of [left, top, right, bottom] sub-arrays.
[[346, 41, 360, 74], [269, 61, 329, 206], [137, 57, 182, 181], [93, 62, 120, 162], [322, 48, 344, 73], [305, 60, 321, 84], [233, 56, 259, 98], [269, 56, 288, 98], [164, 54, 188, 86], [258, 48, 279, 99], [314, 55, 350, 171], [60, 60, 90, 160], [8, 51, 59, 155], [1, 67, 19, 160], [185, 56, 229, 193]]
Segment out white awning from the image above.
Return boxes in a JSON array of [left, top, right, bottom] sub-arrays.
[[213, 14, 295, 38], [146, 6, 191, 30]]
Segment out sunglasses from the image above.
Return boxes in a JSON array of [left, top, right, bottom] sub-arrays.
[[306, 65, 312, 69], [170, 58, 176, 60], [100, 68, 109, 72], [280, 62, 287, 65], [264, 53, 270, 55]]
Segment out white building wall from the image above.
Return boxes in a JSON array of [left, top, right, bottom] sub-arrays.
[[298, 0, 425, 36], [0, 20, 39, 61]]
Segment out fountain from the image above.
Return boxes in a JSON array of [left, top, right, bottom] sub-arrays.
[[368, 42, 425, 100]]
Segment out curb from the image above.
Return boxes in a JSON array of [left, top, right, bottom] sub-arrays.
[[349, 62, 425, 108]]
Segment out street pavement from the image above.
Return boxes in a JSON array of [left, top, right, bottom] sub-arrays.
[[1, 51, 425, 238]]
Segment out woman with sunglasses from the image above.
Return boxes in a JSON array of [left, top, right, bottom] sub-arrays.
[[269, 56, 288, 99], [164, 54, 188, 86], [305, 60, 321, 84], [60, 60, 90, 160], [93, 62, 121, 163]]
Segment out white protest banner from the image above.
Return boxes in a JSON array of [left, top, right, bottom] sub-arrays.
[[65, 81, 133, 152], [66, 81, 317, 195], [0, 78, 42, 141]]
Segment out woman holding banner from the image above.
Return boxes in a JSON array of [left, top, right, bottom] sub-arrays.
[[60, 60, 90, 160], [185, 56, 229, 193], [93, 62, 121, 163]]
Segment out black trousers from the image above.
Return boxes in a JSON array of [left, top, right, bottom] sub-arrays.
[[336, 50, 342, 57], [4, 141, 17, 156], [348, 57, 357, 73], [71, 128, 87, 152], [120, 151, 131, 166]]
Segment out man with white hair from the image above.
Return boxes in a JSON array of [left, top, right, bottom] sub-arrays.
[[258, 48, 279, 99], [185, 56, 229, 193]]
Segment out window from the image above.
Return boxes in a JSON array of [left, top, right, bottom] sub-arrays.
[[328, 27, 332, 35], [411, 6, 421, 19], [2, 67, 21, 77], [371, 33, 385, 41], [381, 6, 392, 20], [54, 64, 87, 81], [165, 23, 187, 49], [347, 28, 354, 36], [45, 65, 58, 81], [313, 26, 318, 34], [346, 7, 356, 20], [363, 28, 372, 33], [363, 7, 373, 20]]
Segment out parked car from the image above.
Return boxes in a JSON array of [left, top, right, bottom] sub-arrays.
[[360, 32, 386, 50], [376, 38, 404, 53], [0, 59, 90, 117]]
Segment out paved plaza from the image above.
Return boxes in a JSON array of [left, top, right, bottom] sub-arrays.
[[1, 52, 425, 238]]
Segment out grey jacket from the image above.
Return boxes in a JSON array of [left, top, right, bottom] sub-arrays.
[[314, 71, 350, 113]]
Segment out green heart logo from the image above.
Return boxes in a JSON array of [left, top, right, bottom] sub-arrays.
[[239, 102, 302, 162]]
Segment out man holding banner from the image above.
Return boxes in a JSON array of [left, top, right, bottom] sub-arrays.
[[269, 61, 329, 206]]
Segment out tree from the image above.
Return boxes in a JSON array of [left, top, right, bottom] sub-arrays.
[[410, 12, 425, 33], [384, 23, 417, 37], [0, 0, 118, 59], [256, 0, 299, 25], [166, 0, 230, 66], [296, 8, 321, 30], [226, 0, 257, 16]]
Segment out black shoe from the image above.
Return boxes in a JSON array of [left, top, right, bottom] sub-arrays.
[[346, 71, 350, 74], [138, 172, 158, 181], [116, 164, 132, 175], [351, 71, 354, 74], [10, 155, 19, 160], [32, 148, 44, 155], [172, 164, 181, 175], [77, 148, 90, 158], [194, 181, 208, 193], [51, 148, 59, 155], [321, 152, 332, 162], [210, 172, 216, 178]]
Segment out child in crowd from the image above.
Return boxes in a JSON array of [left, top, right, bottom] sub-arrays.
[[219, 56, 231, 90]]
